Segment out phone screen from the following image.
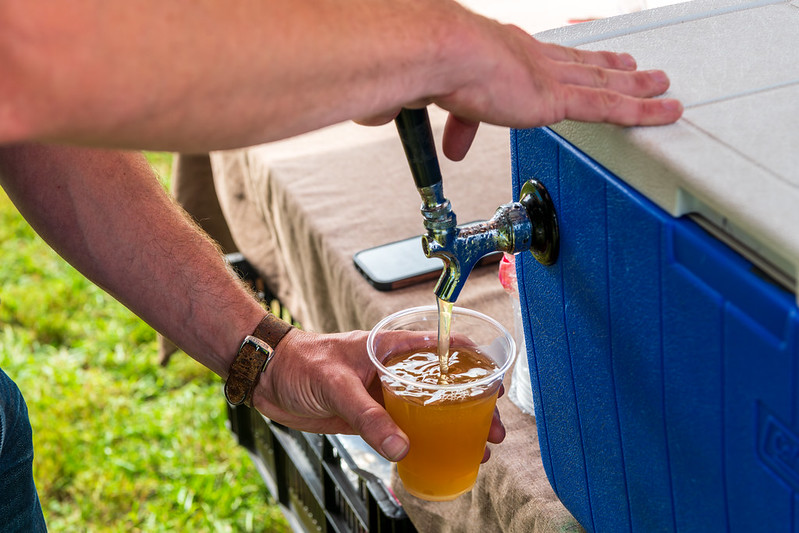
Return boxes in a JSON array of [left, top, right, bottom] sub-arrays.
[[353, 232, 502, 291], [353, 235, 443, 291]]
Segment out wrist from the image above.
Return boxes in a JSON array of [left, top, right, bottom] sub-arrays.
[[224, 313, 294, 407]]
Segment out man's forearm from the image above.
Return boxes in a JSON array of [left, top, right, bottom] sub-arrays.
[[0, 145, 264, 377], [0, 145, 417, 458], [0, 0, 682, 153], [0, 0, 458, 151]]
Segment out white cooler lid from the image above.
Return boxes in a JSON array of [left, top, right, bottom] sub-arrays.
[[536, 0, 799, 296]]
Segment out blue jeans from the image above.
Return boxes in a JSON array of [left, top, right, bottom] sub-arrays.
[[0, 368, 47, 532]]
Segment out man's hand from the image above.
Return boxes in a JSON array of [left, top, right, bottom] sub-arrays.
[[438, 23, 682, 160], [251, 328, 507, 462], [359, 17, 681, 162]]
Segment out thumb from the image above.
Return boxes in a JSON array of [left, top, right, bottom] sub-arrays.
[[338, 388, 409, 462]]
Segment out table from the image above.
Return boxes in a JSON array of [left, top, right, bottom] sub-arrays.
[[207, 107, 581, 532]]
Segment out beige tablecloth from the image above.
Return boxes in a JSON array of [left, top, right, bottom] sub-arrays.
[[210, 108, 515, 333], [206, 107, 583, 532]]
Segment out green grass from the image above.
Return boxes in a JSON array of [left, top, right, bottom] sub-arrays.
[[0, 153, 289, 532]]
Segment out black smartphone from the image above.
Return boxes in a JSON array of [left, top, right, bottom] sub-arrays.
[[353, 232, 502, 291]]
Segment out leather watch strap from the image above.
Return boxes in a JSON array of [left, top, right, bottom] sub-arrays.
[[224, 313, 294, 408], [251, 312, 294, 350]]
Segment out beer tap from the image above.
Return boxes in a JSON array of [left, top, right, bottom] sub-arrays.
[[395, 107, 559, 303]]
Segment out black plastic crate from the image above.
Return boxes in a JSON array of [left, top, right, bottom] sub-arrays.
[[227, 403, 415, 533]]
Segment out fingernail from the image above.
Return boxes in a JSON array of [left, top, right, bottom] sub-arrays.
[[663, 99, 683, 114], [381, 434, 409, 462], [620, 53, 637, 69], [651, 70, 670, 86]]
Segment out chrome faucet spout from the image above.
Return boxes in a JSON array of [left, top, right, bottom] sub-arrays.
[[422, 183, 558, 303], [394, 107, 559, 304]]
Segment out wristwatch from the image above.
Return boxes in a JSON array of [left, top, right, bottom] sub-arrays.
[[224, 313, 294, 408]]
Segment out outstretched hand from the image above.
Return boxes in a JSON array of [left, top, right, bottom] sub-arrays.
[[359, 20, 681, 162], [439, 23, 682, 160], [251, 328, 507, 463]]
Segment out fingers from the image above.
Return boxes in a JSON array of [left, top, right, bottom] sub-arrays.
[[540, 41, 638, 71], [354, 110, 400, 127], [561, 84, 683, 126], [539, 38, 682, 125], [555, 64, 672, 99], [371, 329, 438, 357], [442, 114, 479, 161], [481, 407, 505, 464], [354, 100, 431, 128], [487, 406, 505, 444], [541, 37, 683, 125]]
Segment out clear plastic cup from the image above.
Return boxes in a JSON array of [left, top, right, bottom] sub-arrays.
[[367, 305, 515, 501]]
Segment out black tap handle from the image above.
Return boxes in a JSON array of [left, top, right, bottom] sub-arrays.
[[395, 107, 443, 189]]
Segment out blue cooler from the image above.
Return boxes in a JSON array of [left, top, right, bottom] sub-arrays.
[[512, 1, 799, 531]]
